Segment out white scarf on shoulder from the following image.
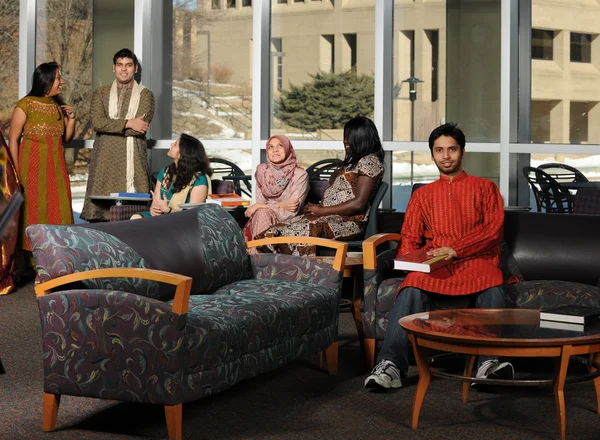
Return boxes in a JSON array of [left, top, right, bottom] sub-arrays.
[[108, 80, 146, 192]]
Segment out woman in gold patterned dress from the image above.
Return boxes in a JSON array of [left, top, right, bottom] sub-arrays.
[[8, 62, 76, 252], [256, 116, 384, 255]]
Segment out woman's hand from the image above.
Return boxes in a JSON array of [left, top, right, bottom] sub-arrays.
[[61, 105, 75, 120], [304, 203, 324, 216], [277, 199, 299, 213], [150, 190, 170, 214]]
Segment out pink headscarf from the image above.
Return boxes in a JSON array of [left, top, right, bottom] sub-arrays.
[[255, 135, 299, 199]]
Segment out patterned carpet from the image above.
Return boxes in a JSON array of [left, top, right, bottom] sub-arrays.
[[1, 282, 599, 440]]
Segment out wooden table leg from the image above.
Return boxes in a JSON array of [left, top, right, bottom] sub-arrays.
[[590, 351, 600, 415], [462, 355, 476, 403], [554, 345, 572, 440], [350, 267, 365, 354], [408, 333, 431, 430]]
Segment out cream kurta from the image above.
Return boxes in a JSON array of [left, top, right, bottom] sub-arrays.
[[80, 83, 155, 221]]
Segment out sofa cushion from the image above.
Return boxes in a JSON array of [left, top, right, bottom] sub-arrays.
[[507, 279, 600, 309], [26, 225, 160, 299], [251, 253, 344, 293], [194, 205, 253, 293], [181, 280, 339, 374]]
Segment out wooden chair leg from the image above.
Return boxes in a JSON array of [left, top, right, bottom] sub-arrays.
[[165, 403, 183, 440], [325, 342, 338, 375], [42, 392, 60, 432], [364, 338, 376, 370]]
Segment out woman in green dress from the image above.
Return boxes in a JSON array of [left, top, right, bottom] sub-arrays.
[[8, 62, 76, 252], [132, 133, 212, 218]]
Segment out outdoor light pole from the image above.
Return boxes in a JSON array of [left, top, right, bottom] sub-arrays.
[[402, 76, 424, 184]]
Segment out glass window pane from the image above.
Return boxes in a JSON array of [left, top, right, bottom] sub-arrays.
[[391, 151, 500, 212], [532, 29, 553, 61], [531, 5, 600, 145], [173, 1, 252, 140], [393, 1, 501, 143], [271, 2, 375, 143], [0, 0, 19, 131], [36, 0, 94, 141], [36, 0, 96, 221], [525, 154, 598, 212], [570, 32, 592, 63]]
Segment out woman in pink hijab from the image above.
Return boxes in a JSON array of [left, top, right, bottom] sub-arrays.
[[243, 135, 308, 241]]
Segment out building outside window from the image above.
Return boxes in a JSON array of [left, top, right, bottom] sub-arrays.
[[532, 29, 553, 61], [570, 32, 592, 63]]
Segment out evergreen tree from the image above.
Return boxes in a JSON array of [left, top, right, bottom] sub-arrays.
[[275, 70, 374, 131]]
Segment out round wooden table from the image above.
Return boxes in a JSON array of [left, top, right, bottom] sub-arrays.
[[400, 308, 600, 440]]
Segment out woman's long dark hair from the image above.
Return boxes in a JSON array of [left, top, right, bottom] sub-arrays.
[[27, 62, 65, 116], [342, 116, 384, 169], [168, 133, 213, 193]]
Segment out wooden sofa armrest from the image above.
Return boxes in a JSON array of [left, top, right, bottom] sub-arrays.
[[34, 268, 193, 315], [362, 233, 402, 270], [246, 236, 348, 272]]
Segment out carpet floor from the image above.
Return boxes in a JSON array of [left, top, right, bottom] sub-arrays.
[[1, 282, 599, 440]]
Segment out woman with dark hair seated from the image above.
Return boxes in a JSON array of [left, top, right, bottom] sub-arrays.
[[256, 116, 384, 255], [131, 133, 212, 218]]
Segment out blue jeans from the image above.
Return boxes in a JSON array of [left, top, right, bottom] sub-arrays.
[[376, 285, 506, 375]]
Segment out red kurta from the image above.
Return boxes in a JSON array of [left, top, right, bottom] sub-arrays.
[[398, 172, 504, 295]]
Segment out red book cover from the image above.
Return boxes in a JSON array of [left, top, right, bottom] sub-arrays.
[[394, 249, 451, 273]]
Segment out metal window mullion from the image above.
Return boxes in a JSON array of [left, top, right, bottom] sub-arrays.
[[375, 0, 393, 209], [499, 0, 513, 204], [19, 0, 37, 98], [251, 0, 271, 201]]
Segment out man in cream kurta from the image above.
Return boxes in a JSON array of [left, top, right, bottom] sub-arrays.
[[80, 48, 155, 222]]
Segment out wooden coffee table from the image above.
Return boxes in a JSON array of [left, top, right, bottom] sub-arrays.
[[400, 308, 600, 440]]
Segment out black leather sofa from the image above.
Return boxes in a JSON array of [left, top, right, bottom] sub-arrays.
[[361, 210, 600, 367]]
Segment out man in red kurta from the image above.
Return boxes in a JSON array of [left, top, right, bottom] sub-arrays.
[[365, 123, 513, 390]]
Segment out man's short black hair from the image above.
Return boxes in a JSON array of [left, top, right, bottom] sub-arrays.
[[113, 48, 138, 67], [428, 122, 466, 152]]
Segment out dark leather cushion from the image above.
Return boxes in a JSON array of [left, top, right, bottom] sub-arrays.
[[504, 211, 600, 286]]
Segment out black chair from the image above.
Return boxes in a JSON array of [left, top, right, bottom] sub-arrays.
[[343, 181, 388, 251], [523, 166, 574, 213], [306, 158, 343, 182], [210, 157, 252, 198], [538, 163, 588, 183]]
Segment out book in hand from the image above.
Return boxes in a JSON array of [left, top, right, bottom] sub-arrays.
[[539, 319, 585, 332], [394, 249, 451, 273], [539, 305, 600, 325], [109, 192, 151, 198], [205, 193, 250, 207]]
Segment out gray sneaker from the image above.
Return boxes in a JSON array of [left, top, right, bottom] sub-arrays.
[[364, 360, 403, 389], [473, 359, 514, 385]]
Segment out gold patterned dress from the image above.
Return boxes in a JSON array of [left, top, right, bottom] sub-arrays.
[[80, 83, 155, 221], [16, 96, 73, 251]]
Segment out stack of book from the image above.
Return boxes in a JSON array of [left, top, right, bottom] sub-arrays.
[[205, 193, 250, 207], [539, 305, 600, 332]]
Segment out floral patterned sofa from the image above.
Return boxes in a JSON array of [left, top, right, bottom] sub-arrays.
[[361, 210, 600, 368], [27, 204, 347, 440]]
